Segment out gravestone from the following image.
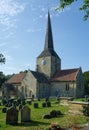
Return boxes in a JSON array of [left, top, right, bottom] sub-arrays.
[[6, 107, 18, 125], [42, 102, 46, 107], [27, 100, 32, 105], [21, 106, 31, 122], [34, 103, 38, 108], [46, 101, 51, 107]]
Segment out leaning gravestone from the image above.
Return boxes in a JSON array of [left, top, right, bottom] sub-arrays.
[[21, 106, 31, 122], [6, 107, 18, 125]]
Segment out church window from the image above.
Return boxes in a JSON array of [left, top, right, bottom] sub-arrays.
[[66, 83, 69, 91]]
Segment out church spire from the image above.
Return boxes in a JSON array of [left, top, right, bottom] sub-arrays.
[[44, 11, 54, 50]]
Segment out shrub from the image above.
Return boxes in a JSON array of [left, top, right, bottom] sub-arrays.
[[82, 105, 89, 116], [2, 107, 7, 113]]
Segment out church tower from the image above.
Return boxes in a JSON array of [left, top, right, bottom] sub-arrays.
[[36, 11, 61, 78]]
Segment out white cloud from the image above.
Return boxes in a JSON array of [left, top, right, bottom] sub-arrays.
[[0, 42, 9, 47], [0, 0, 24, 16], [5, 54, 13, 62], [27, 28, 42, 33], [39, 15, 43, 18], [0, 0, 25, 28], [12, 44, 21, 49]]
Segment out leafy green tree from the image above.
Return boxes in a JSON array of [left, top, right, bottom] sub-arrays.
[[83, 71, 89, 94], [56, 0, 89, 20], [0, 72, 12, 88], [0, 72, 6, 88], [0, 53, 5, 64]]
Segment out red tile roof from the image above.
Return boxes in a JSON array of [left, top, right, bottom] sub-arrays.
[[51, 68, 79, 82], [7, 72, 26, 84]]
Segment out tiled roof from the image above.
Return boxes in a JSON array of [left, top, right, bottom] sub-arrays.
[[37, 49, 60, 59], [51, 68, 79, 82], [31, 70, 49, 83], [7, 72, 26, 84]]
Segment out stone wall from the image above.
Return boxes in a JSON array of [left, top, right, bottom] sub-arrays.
[[27, 71, 37, 98], [36, 56, 61, 78], [37, 82, 50, 98], [76, 68, 84, 98], [51, 81, 76, 97]]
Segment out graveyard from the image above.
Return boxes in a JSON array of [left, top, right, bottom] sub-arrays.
[[0, 98, 88, 130]]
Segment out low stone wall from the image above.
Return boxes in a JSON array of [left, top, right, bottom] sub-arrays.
[[69, 101, 89, 115]]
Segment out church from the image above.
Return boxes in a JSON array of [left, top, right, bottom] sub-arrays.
[[3, 11, 84, 99]]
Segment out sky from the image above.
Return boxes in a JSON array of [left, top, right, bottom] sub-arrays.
[[0, 0, 89, 75]]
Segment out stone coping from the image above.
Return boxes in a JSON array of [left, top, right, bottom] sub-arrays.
[[69, 101, 89, 105]]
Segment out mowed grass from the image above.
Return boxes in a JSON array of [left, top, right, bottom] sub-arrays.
[[0, 98, 87, 130]]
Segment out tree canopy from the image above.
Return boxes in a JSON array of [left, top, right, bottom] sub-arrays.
[[0, 72, 6, 88], [83, 71, 89, 94], [0, 53, 5, 64], [57, 0, 89, 20]]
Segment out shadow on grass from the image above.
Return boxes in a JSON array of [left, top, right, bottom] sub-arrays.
[[16, 120, 50, 127]]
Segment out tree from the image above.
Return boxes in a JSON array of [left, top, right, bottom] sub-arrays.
[[0, 72, 12, 88], [0, 53, 5, 64], [0, 72, 6, 88], [56, 0, 89, 20], [83, 71, 89, 94]]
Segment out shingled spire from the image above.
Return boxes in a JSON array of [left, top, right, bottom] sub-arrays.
[[37, 11, 60, 59], [44, 11, 54, 50]]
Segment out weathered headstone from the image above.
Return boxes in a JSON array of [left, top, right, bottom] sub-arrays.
[[34, 103, 38, 108], [6, 107, 18, 125], [42, 102, 46, 107], [21, 106, 31, 122], [27, 100, 32, 105], [46, 101, 51, 107]]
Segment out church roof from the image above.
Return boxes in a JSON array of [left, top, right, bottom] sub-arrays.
[[7, 72, 26, 84], [30, 70, 49, 83], [37, 49, 60, 59], [37, 11, 60, 59], [44, 11, 54, 50], [51, 68, 79, 82]]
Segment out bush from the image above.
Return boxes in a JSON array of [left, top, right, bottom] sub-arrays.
[[2, 107, 7, 113], [47, 122, 62, 130], [82, 105, 89, 116]]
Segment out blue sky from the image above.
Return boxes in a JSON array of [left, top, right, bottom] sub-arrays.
[[0, 0, 89, 75]]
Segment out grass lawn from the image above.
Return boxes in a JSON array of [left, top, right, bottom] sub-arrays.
[[73, 98, 85, 102], [0, 98, 87, 130]]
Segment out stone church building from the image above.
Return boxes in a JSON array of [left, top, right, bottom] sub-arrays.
[[3, 12, 84, 99]]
